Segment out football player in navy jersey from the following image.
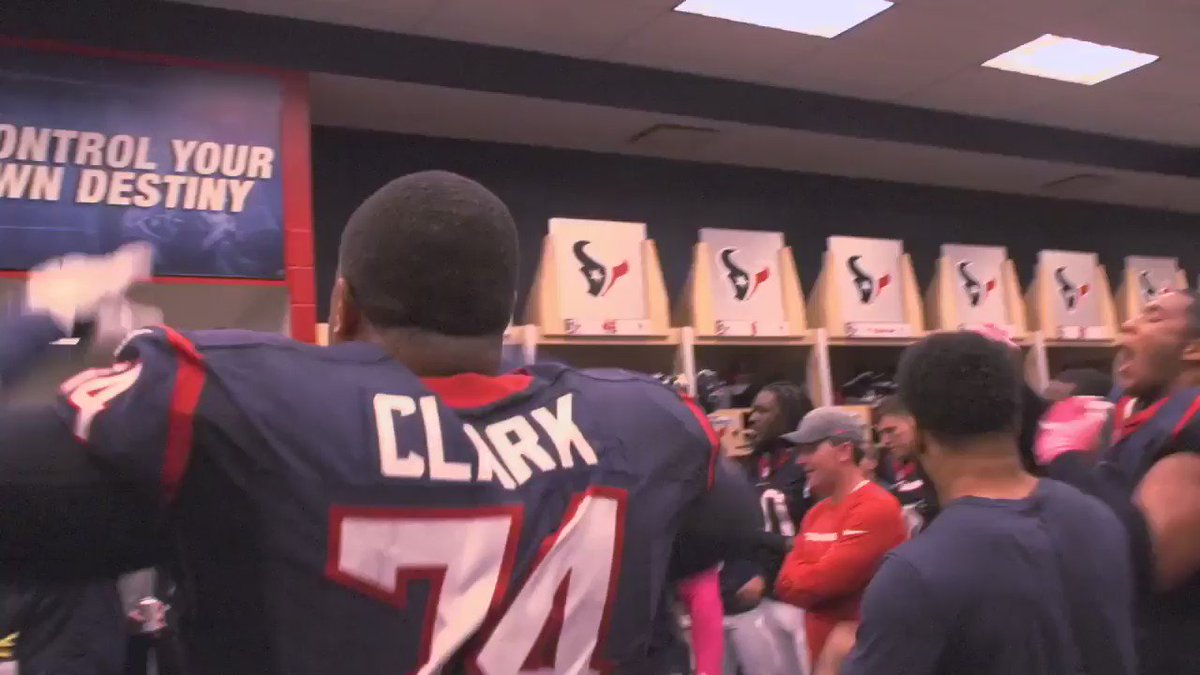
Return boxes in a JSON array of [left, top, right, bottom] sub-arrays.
[[0, 171, 761, 675], [875, 395, 937, 536], [1038, 289, 1200, 675], [721, 381, 813, 675]]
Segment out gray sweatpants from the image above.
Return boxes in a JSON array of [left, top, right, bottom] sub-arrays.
[[724, 599, 809, 675]]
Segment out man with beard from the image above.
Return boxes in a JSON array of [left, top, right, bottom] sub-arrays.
[[720, 381, 814, 675], [1038, 290, 1200, 675]]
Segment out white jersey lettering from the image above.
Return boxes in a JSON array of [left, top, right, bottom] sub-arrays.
[[373, 393, 599, 487]]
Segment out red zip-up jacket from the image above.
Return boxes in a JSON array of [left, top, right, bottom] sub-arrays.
[[775, 480, 905, 663]]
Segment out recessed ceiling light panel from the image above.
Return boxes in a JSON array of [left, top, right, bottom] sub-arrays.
[[673, 0, 894, 39], [983, 34, 1158, 85]]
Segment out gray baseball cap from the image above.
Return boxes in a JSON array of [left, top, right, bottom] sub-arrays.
[[781, 407, 867, 446]]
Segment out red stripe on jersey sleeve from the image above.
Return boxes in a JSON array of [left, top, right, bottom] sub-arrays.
[[160, 327, 206, 503], [681, 397, 720, 489], [1171, 395, 1200, 441]]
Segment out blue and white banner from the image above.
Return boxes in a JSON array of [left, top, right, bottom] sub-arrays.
[[0, 44, 284, 279]]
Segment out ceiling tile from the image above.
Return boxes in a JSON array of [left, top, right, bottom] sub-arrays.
[[415, 0, 666, 58], [897, 0, 1118, 31], [1062, 3, 1200, 57], [1089, 52, 1200, 105], [605, 10, 825, 83], [831, 4, 1038, 65]]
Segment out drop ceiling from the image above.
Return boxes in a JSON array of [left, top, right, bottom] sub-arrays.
[[182, 0, 1200, 146], [145, 0, 1200, 211]]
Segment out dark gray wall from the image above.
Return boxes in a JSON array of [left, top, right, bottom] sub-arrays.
[[312, 126, 1200, 317]]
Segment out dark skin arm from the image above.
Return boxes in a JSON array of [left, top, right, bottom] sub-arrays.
[[675, 457, 768, 574], [1134, 452, 1200, 590]]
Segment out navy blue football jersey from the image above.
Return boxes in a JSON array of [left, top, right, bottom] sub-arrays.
[[734, 444, 811, 590], [56, 328, 722, 675], [1101, 392, 1200, 675], [753, 445, 811, 541]]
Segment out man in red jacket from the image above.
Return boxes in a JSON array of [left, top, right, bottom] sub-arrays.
[[774, 407, 906, 666]]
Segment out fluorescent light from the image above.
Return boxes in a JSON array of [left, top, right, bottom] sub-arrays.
[[674, 0, 893, 39], [983, 34, 1158, 85], [51, 337, 81, 346]]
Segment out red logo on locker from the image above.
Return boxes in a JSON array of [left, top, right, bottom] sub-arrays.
[[957, 261, 997, 308], [1054, 266, 1090, 312], [719, 248, 770, 301], [1137, 270, 1168, 302], [847, 255, 891, 305], [573, 240, 628, 297]]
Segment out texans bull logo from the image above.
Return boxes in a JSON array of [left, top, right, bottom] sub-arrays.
[[957, 261, 997, 308], [847, 255, 891, 304], [1054, 266, 1091, 312], [1138, 270, 1169, 302], [573, 240, 628, 297], [719, 247, 770, 301]]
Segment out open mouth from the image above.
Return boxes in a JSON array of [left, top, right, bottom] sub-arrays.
[[1114, 345, 1135, 378]]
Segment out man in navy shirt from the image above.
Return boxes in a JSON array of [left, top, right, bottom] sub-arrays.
[[843, 332, 1135, 675]]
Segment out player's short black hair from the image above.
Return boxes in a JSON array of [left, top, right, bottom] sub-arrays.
[[874, 395, 910, 420], [897, 331, 1020, 443], [337, 171, 518, 336]]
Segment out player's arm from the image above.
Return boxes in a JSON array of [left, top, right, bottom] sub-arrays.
[[1039, 397, 1200, 591], [0, 311, 66, 388], [3, 242, 154, 389], [1049, 455, 1200, 593], [672, 395, 776, 566], [774, 494, 905, 608], [841, 556, 945, 675], [1038, 397, 1157, 589], [1134, 452, 1200, 590], [677, 456, 766, 563], [0, 404, 161, 579]]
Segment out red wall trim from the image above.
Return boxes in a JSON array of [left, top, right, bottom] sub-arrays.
[[0, 36, 291, 78], [281, 72, 317, 342]]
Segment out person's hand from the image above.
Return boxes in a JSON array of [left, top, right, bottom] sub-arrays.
[[126, 609, 146, 633], [24, 242, 154, 333], [89, 297, 164, 358], [735, 575, 766, 609], [1035, 396, 1113, 465]]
